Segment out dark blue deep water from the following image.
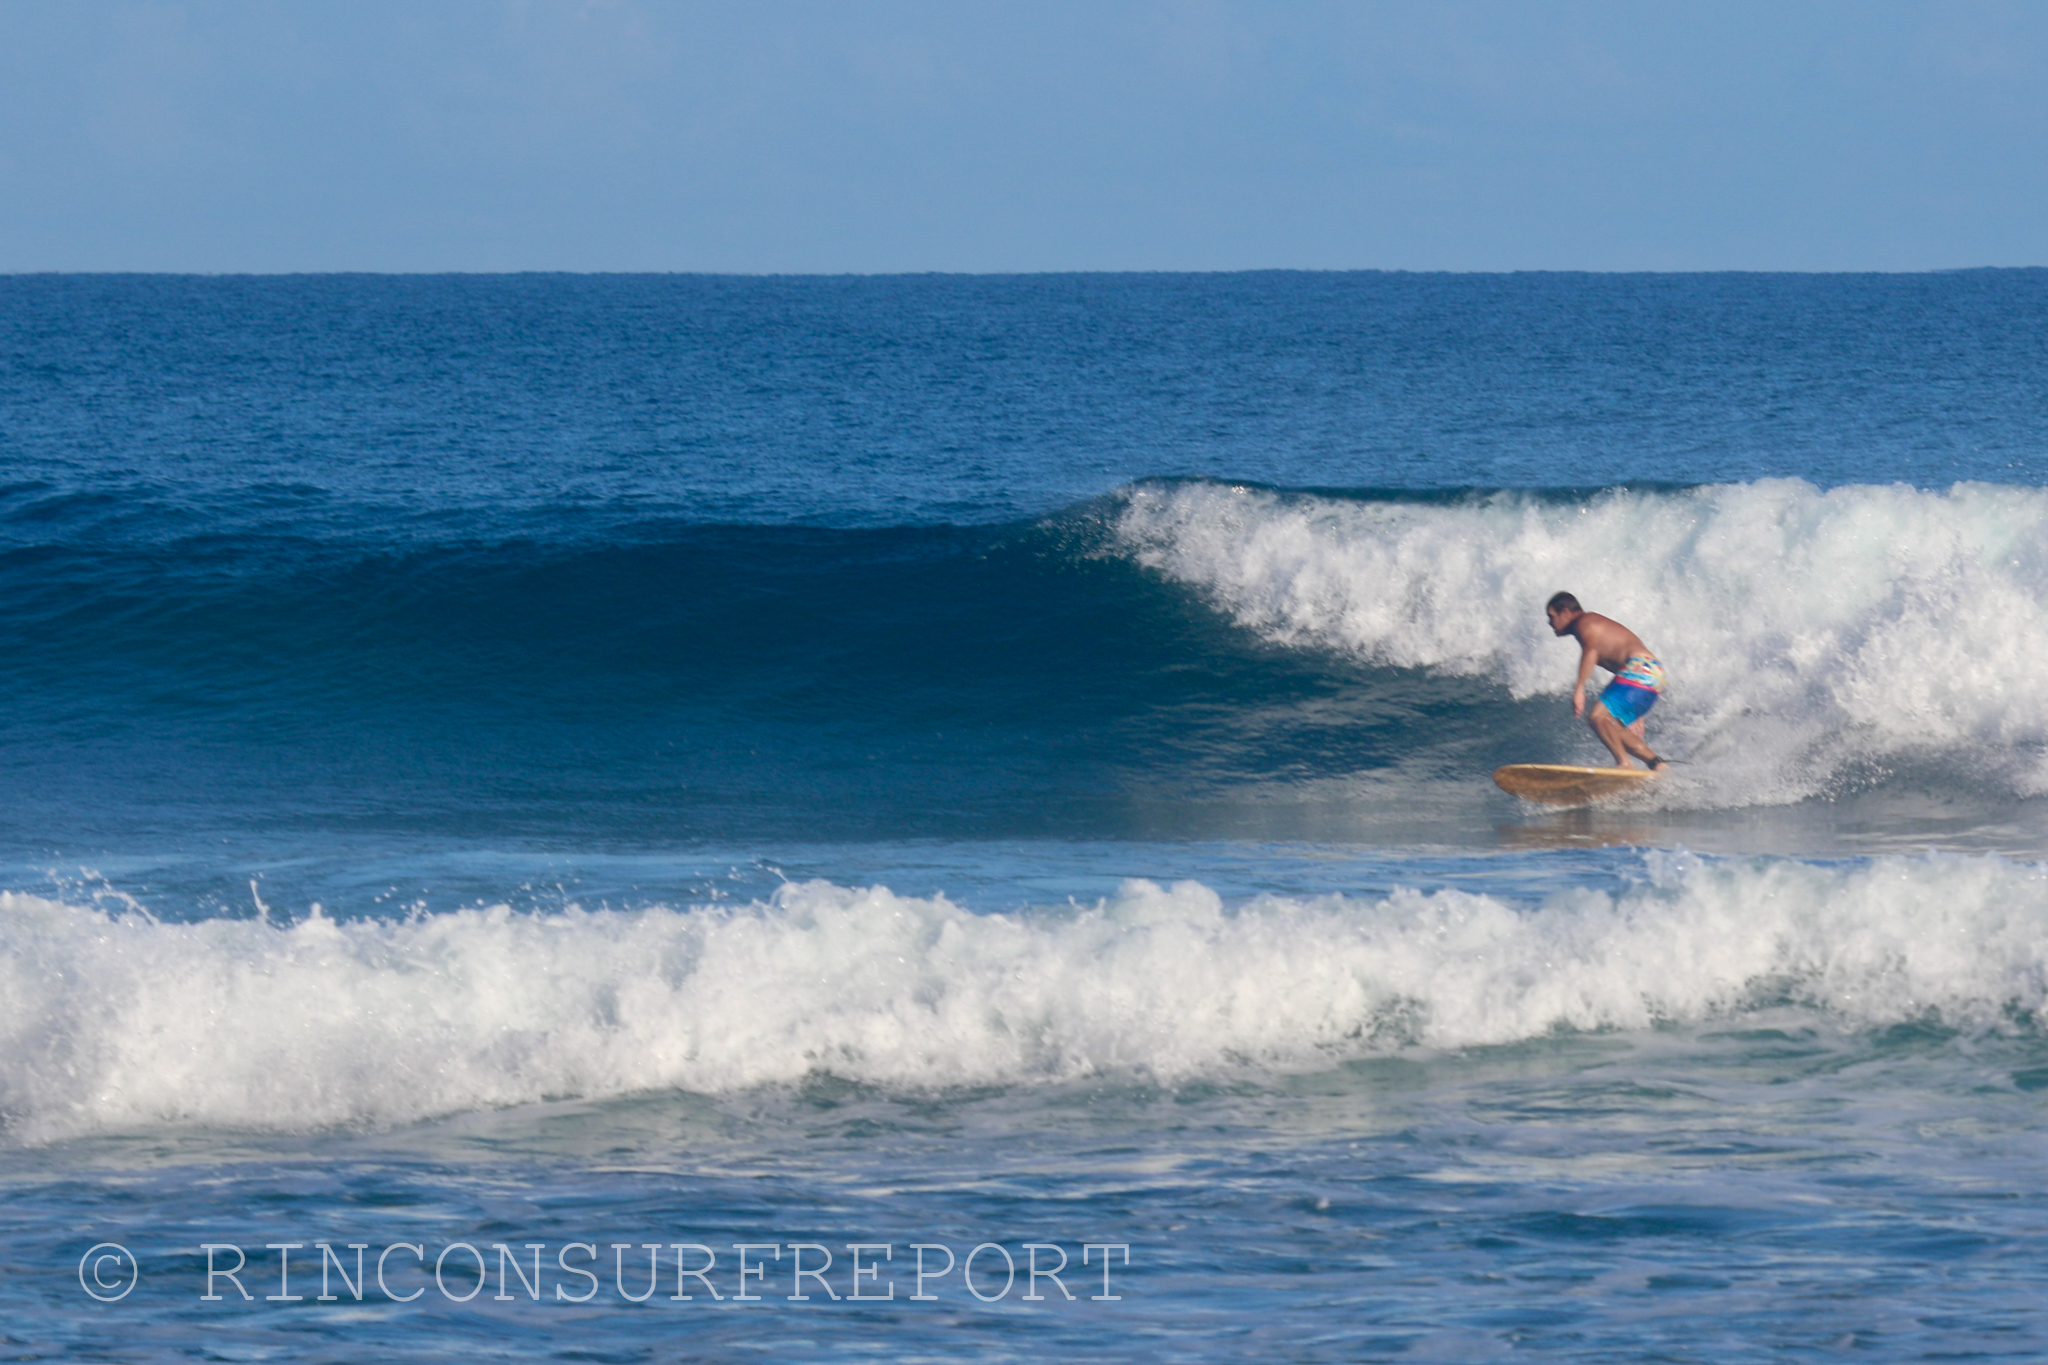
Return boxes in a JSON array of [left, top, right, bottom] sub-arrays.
[[6, 271, 2048, 1361]]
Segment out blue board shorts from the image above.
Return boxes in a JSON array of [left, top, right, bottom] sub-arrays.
[[1597, 653, 1664, 727]]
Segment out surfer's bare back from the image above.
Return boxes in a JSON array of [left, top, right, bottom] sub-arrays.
[[1545, 592, 1667, 771]]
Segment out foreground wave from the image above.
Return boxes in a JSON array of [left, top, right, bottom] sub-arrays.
[[5, 852, 2046, 1140]]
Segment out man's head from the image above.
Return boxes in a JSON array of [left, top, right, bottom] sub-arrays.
[[1545, 590, 1582, 635]]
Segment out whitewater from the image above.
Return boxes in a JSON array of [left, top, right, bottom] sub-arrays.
[[7, 852, 2048, 1143]]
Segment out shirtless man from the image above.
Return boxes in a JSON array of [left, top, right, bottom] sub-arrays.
[[1545, 591, 1667, 770]]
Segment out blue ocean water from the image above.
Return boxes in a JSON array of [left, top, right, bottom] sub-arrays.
[[5, 271, 2048, 1360]]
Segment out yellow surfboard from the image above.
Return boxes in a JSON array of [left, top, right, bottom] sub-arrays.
[[1493, 763, 1659, 806]]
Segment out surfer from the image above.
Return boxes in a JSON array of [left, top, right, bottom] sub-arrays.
[[1545, 592, 1667, 770]]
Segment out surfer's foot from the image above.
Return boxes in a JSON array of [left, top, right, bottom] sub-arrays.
[[1647, 757, 1668, 771]]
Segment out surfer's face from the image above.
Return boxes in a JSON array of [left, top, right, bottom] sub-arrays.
[[1548, 606, 1578, 635]]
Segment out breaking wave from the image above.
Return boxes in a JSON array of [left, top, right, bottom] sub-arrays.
[[6, 851, 2048, 1140], [1112, 478, 2048, 804]]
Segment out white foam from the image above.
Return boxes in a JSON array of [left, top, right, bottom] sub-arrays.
[[1111, 479, 2048, 804], [6, 853, 2048, 1139]]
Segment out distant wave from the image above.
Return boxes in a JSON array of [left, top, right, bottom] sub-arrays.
[[5, 851, 2047, 1140], [1112, 478, 2048, 804]]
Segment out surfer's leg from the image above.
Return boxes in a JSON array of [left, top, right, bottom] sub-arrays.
[[1586, 702, 1631, 766], [1626, 717, 1666, 769], [1588, 702, 1660, 768]]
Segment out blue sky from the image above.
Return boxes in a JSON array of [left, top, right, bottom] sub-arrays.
[[2, 1, 2044, 272]]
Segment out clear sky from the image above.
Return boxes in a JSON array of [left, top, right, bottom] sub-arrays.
[[2, 0, 2044, 273]]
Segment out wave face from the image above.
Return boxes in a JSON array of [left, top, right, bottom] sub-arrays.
[[0, 517, 1312, 842], [6, 852, 2046, 1140], [1115, 479, 2048, 806], [2, 478, 2047, 845]]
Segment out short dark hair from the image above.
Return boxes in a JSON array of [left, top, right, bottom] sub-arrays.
[[1546, 591, 1581, 614]]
